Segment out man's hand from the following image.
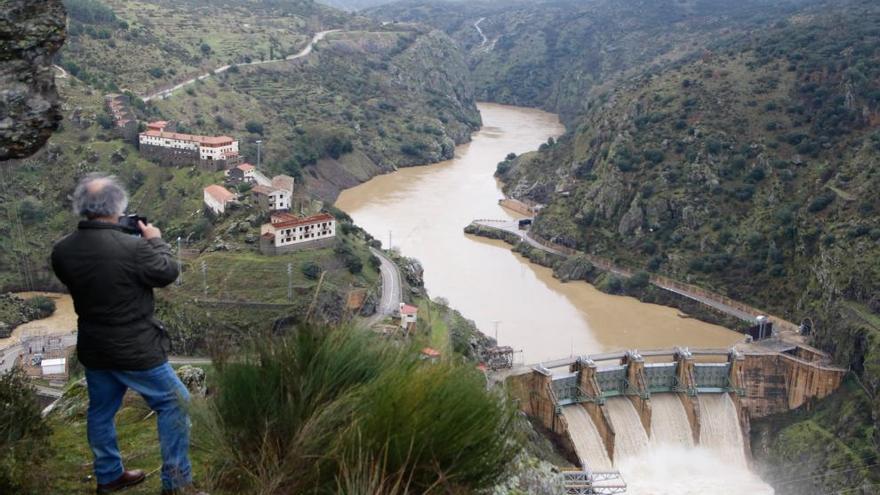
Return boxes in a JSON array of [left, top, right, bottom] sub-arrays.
[[138, 220, 162, 240]]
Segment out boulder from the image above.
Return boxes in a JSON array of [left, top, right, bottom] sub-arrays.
[[175, 365, 207, 397]]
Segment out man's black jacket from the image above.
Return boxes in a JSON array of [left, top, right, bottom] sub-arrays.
[[51, 221, 179, 370]]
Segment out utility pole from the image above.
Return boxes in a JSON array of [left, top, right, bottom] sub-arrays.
[[256, 140, 262, 170], [287, 263, 293, 302], [201, 261, 207, 298], [176, 237, 183, 286], [492, 320, 500, 344], [388, 230, 392, 250]]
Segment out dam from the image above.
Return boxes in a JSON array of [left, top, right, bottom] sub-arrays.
[[507, 343, 847, 494]]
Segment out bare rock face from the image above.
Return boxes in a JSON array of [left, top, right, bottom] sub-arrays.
[[0, 0, 66, 160]]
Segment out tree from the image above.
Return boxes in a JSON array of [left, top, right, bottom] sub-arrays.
[[245, 121, 264, 135], [200, 43, 212, 56]]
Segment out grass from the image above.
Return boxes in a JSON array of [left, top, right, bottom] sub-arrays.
[[197, 324, 518, 494]]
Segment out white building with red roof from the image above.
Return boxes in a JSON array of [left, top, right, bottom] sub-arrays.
[[400, 303, 419, 331], [259, 212, 336, 254], [139, 121, 240, 170], [203, 184, 237, 215], [252, 184, 291, 211]]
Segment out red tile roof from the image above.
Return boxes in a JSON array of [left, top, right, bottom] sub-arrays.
[[238, 163, 255, 171], [204, 184, 235, 203], [400, 304, 419, 315], [251, 185, 278, 196], [270, 213, 334, 230], [421, 347, 441, 358]]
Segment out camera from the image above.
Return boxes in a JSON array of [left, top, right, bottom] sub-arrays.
[[118, 214, 148, 235]]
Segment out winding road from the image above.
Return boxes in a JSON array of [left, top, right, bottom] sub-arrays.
[[143, 29, 339, 102], [368, 247, 403, 326], [474, 18, 488, 47]]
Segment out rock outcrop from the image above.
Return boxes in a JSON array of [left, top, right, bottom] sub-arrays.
[[0, 0, 65, 160]]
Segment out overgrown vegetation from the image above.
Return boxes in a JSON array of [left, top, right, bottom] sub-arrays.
[[0, 369, 51, 494], [198, 325, 518, 494]]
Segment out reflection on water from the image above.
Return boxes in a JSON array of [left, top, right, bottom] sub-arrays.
[[336, 103, 744, 363]]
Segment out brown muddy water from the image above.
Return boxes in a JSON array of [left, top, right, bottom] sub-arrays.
[[336, 103, 745, 364]]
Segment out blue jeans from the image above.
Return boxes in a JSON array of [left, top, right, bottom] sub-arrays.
[[85, 362, 192, 490]]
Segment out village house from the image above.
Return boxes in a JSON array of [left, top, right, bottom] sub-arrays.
[[203, 184, 236, 215], [399, 303, 418, 333], [224, 163, 257, 183], [139, 121, 241, 170], [260, 212, 336, 255], [104, 94, 138, 141], [251, 184, 291, 211]]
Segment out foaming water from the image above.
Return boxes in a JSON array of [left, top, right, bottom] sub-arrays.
[[650, 394, 694, 447], [565, 394, 773, 495], [605, 397, 650, 460], [699, 394, 750, 468], [562, 405, 612, 470], [617, 445, 774, 495]]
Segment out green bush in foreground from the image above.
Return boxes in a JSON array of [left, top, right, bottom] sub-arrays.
[[198, 325, 518, 494], [0, 368, 51, 494]]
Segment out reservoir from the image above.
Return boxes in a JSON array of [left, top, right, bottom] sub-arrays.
[[337, 103, 745, 363]]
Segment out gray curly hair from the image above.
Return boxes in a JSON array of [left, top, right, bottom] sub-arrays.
[[72, 173, 129, 219]]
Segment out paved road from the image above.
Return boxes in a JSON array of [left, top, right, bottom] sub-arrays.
[[474, 18, 488, 47], [473, 219, 762, 324], [143, 29, 340, 102], [368, 247, 403, 326]]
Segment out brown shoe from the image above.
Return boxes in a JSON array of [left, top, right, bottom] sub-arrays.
[[96, 469, 146, 493]]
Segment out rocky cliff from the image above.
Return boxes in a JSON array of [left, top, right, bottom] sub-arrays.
[[0, 0, 65, 160]]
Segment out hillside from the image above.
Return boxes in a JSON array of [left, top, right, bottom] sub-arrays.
[[0, 73, 384, 349], [60, 0, 351, 94], [368, 0, 829, 124], [495, 3, 880, 492], [150, 25, 480, 200]]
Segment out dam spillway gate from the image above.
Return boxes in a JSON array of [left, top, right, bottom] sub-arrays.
[[506, 344, 847, 493]]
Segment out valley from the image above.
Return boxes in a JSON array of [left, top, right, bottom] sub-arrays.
[[1, 0, 878, 494]]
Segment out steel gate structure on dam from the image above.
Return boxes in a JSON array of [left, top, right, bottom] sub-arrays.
[[505, 343, 847, 493]]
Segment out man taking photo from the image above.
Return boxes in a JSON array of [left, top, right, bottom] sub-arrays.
[[52, 173, 203, 495]]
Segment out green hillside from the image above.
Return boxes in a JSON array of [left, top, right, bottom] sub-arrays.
[[150, 25, 481, 200], [60, 0, 350, 94], [490, 3, 880, 492], [369, 0, 830, 123]]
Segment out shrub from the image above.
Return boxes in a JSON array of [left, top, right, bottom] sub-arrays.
[[245, 121, 264, 135], [200, 43, 212, 56], [301, 261, 321, 280], [643, 149, 665, 164], [0, 369, 51, 493], [807, 191, 835, 213], [345, 256, 364, 274], [625, 271, 651, 290], [198, 326, 517, 494], [25, 296, 55, 319], [148, 67, 165, 79], [18, 196, 46, 225]]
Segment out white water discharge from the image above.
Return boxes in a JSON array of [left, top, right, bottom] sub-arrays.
[[567, 394, 773, 495], [562, 406, 613, 470], [605, 397, 651, 460], [698, 394, 751, 468], [650, 394, 694, 447]]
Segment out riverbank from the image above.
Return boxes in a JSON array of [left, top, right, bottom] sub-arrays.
[[337, 103, 743, 363], [464, 222, 746, 331]]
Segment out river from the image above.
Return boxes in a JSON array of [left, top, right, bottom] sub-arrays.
[[336, 103, 745, 363]]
